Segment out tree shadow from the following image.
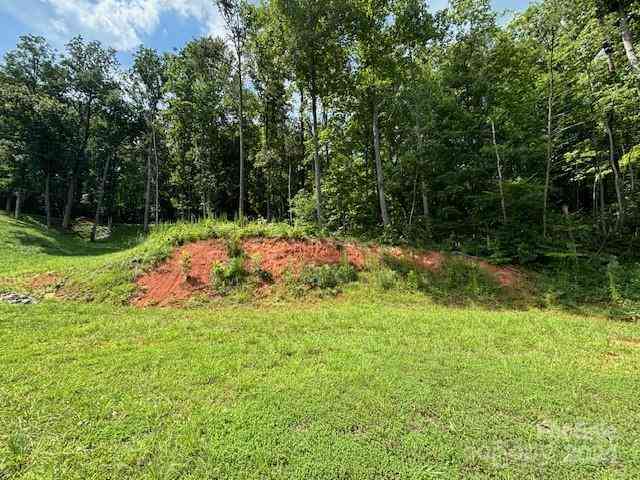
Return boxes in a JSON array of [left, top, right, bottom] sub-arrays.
[[6, 216, 145, 258]]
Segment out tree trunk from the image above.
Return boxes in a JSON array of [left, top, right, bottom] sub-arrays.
[[490, 118, 508, 224], [409, 171, 418, 227], [372, 100, 390, 227], [619, 6, 640, 77], [238, 49, 245, 224], [63, 100, 93, 230], [601, 28, 626, 229], [14, 190, 22, 220], [288, 156, 293, 224], [91, 153, 112, 242], [152, 124, 160, 226], [62, 175, 76, 230], [143, 144, 152, 233], [5, 193, 12, 213], [605, 112, 625, 229], [421, 180, 430, 220], [543, 32, 556, 238], [45, 170, 51, 229], [310, 78, 323, 226]]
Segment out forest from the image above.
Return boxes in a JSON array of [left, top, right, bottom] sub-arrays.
[[1, 0, 639, 263]]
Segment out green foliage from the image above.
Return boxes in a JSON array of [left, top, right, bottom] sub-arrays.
[[211, 257, 249, 293], [223, 235, 245, 259], [179, 251, 192, 279], [298, 263, 358, 290], [382, 253, 503, 304]]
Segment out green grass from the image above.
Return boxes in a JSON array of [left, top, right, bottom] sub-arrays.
[[1, 301, 639, 479], [1, 213, 640, 478]]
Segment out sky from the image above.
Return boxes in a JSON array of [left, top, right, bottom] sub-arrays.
[[0, 0, 533, 66]]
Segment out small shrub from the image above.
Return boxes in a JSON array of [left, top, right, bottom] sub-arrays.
[[179, 251, 192, 279], [374, 269, 399, 290], [299, 263, 357, 290], [211, 257, 248, 293], [224, 235, 245, 259]]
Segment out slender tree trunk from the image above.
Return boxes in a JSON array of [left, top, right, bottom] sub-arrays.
[[490, 118, 508, 224], [409, 171, 418, 227], [543, 32, 556, 238], [44, 170, 51, 229], [288, 156, 293, 224], [143, 143, 152, 233], [5, 193, 12, 213], [63, 101, 93, 230], [619, 6, 640, 77], [421, 180, 430, 220], [605, 113, 625, 229], [372, 100, 390, 227], [310, 77, 323, 226], [599, 163, 606, 227], [600, 31, 626, 229], [91, 153, 112, 242], [152, 123, 160, 226], [14, 190, 22, 220], [238, 49, 245, 224], [62, 176, 76, 230]]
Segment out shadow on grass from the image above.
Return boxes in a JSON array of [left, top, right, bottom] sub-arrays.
[[4, 215, 145, 258]]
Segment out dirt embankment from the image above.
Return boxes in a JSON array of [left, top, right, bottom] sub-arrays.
[[133, 238, 521, 307]]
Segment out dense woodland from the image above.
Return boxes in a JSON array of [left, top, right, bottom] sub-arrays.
[[1, 0, 639, 263]]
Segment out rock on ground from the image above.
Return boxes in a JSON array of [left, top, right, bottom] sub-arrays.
[[0, 293, 38, 305]]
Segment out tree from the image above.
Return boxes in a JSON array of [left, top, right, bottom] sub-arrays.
[[131, 46, 167, 232], [60, 37, 117, 230], [216, 0, 251, 222]]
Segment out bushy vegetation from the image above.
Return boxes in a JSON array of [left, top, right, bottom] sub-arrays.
[[298, 263, 358, 291]]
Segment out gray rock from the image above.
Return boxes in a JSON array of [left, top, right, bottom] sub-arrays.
[[0, 293, 37, 305]]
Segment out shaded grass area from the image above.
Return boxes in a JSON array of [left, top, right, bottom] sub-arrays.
[[1, 301, 639, 479]]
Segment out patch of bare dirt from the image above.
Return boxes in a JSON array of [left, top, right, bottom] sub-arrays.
[[242, 238, 371, 279], [29, 273, 62, 290], [133, 240, 227, 307]]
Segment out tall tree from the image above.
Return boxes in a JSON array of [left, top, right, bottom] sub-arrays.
[[60, 37, 117, 230]]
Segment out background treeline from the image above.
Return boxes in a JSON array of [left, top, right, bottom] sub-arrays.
[[1, 0, 639, 263]]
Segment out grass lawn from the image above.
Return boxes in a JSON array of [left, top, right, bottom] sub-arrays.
[[1, 213, 639, 478]]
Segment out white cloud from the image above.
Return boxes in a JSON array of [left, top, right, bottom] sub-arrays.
[[1, 0, 225, 52]]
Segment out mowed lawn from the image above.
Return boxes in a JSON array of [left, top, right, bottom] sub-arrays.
[[1, 214, 640, 479]]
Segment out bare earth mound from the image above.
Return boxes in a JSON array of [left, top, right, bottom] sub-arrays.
[[133, 238, 521, 307]]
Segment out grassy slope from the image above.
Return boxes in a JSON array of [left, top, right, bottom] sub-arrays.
[[1, 214, 639, 478]]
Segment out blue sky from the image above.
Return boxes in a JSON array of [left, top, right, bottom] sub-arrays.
[[0, 0, 533, 66]]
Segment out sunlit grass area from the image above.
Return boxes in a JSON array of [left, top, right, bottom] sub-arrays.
[[1, 301, 639, 479]]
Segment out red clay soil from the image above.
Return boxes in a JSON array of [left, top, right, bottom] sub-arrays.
[[29, 273, 62, 289], [134, 240, 228, 307], [132, 237, 522, 307], [242, 238, 372, 279]]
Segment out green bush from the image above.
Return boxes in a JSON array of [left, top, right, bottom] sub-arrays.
[[223, 235, 245, 259], [211, 257, 249, 293], [299, 263, 358, 290], [373, 269, 400, 291]]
